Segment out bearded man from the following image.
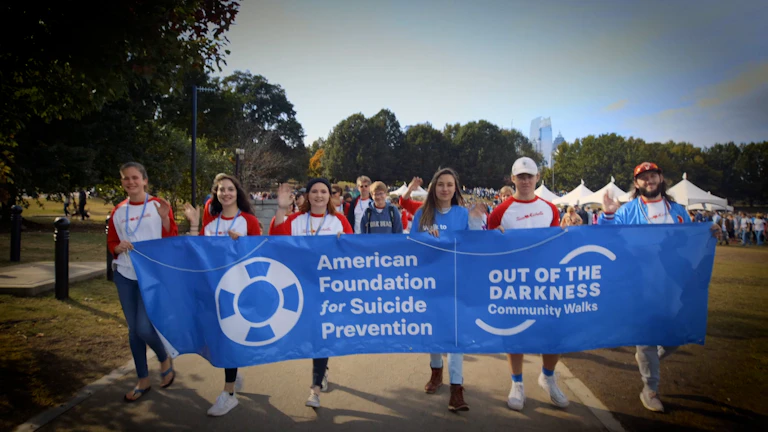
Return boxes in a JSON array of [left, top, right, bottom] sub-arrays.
[[599, 161, 719, 412]]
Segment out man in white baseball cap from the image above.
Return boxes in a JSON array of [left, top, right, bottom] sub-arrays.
[[511, 156, 539, 176], [488, 156, 568, 412]]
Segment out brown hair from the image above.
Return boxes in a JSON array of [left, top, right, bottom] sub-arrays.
[[370, 181, 388, 194], [418, 167, 465, 232], [119, 162, 149, 192], [210, 174, 253, 215], [632, 178, 675, 202], [299, 182, 337, 215], [331, 184, 344, 195]]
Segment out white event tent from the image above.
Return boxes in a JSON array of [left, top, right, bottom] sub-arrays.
[[392, 183, 428, 197], [535, 183, 559, 202], [579, 177, 626, 206], [667, 173, 729, 208], [553, 180, 593, 207]]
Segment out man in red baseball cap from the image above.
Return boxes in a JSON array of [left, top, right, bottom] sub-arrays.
[[599, 161, 719, 412]]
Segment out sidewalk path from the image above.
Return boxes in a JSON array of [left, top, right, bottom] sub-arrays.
[[0, 262, 104, 296], [35, 353, 617, 431]]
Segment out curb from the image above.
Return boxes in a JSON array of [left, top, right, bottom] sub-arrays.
[[558, 361, 626, 432], [12, 353, 154, 432]]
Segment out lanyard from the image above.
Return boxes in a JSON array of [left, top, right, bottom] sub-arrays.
[[306, 213, 328, 236], [638, 197, 670, 224], [125, 193, 149, 237], [214, 210, 241, 236]]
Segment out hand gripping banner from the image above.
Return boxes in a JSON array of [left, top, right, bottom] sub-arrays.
[[130, 224, 716, 368]]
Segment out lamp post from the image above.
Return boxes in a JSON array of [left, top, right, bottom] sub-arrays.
[[235, 148, 245, 184], [191, 85, 216, 206]]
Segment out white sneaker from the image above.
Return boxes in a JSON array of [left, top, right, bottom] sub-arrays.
[[234, 374, 244, 393], [640, 389, 665, 412], [321, 369, 329, 392], [506, 382, 525, 411], [538, 373, 570, 408], [305, 390, 321, 408], [207, 391, 239, 416]]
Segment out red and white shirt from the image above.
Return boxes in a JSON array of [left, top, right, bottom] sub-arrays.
[[642, 197, 674, 224], [201, 211, 261, 237], [107, 196, 178, 280], [269, 211, 353, 236], [488, 196, 560, 230]]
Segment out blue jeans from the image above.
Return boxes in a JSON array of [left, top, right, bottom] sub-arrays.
[[742, 230, 750, 245], [114, 271, 168, 379], [756, 230, 764, 245], [430, 353, 463, 384]]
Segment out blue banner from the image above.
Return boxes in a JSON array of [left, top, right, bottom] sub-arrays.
[[130, 225, 716, 368]]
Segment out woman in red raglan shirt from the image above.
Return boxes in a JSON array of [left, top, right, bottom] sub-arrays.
[[184, 174, 261, 417], [269, 178, 352, 409], [107, 162, 178, 402]]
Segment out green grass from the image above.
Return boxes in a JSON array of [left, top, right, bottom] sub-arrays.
[[20, 197, 115, 222], [0, 278, 128, 431], [0, 232, 105, 267]]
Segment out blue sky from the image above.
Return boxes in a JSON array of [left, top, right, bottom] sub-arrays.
[[218, 0, 768, 148]]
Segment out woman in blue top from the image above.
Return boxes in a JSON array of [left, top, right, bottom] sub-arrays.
[[411, 167, 472, 412]]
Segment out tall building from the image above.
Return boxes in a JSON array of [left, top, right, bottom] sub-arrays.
[[553, 131, 565, 152], [530, 117, 553, 167]]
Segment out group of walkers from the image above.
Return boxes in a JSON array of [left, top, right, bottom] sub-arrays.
[[106, 157, 718, 418], [705, 211, 766, 246], [63, 190, 90, 220]]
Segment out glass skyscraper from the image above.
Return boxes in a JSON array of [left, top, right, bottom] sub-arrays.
[[530, 117, 553, 167]]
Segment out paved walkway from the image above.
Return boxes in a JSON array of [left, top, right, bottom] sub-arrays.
[[0, 262, 105, 296], [27, 353, 620, 432]]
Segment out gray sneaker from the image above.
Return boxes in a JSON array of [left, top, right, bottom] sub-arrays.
[[305, 390, 321, 408], [639, 389, 664, 412]]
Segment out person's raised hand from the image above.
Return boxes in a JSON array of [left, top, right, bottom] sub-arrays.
[[277, 184, 293, 210], [602, 192, 620, 214], [155, 198, 172, 220], [407, 177, 423, 192], [183, 203, 199, 225]]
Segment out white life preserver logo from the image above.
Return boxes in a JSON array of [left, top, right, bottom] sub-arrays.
[[215, 257, 304, 346]]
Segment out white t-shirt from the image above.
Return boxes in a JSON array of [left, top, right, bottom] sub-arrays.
[[353, 198, 371, 233], [740, 218, 749, 229], [753, 218, 765, 231], [646, 200, 674, 224]]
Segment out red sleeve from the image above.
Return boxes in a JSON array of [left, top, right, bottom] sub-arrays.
[[336, 213, 354, 234], [107, 203, 123, 258], [162, 205, 178, 237], [243, 213, 262, 236], [399, 197, 422, 215], [269, 212, 301, 236], [202, 199, 214, 227], [488, 199, 513, 229], [546, 200, 560, 227], [401, 210, 409, 230]]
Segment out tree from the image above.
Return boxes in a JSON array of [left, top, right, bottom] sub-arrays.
[[309, 148, 325, 178], [403, 123, 451, 180], [321, 113, 371, 182], [735, 142, 768, 205], [1, 1, 240, 202]]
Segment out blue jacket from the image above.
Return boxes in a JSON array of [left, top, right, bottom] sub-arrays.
[[360, 202, 403, 234], [598, 197, 691, 225]]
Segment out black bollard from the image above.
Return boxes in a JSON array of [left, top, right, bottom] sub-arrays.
[[54, 217, 70, 300], [105, 215, 114, 281], [10, 205, 22, 261]]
